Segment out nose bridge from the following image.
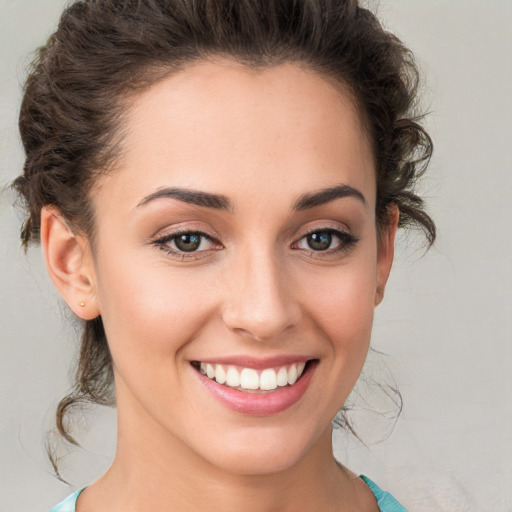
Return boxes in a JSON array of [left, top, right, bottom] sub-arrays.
[[222, 242, 301, 341]]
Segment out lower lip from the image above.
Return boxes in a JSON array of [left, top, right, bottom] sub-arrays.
[[195, 362, 317, 415]]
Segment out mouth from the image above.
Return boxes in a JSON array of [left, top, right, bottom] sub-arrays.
[[191, 358, 318, 415], [191, 360, 312, 393]]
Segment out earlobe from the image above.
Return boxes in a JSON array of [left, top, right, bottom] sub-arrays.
[[374, 204, 399, 307], [40, 206, 100, 320]]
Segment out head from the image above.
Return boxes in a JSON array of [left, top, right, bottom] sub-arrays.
[[14, 0, 434, 476]]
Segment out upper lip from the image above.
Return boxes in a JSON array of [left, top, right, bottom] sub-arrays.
[[190, 355, 315, 370]]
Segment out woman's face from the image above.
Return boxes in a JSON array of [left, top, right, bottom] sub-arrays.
[[84, 59, 396, 474]]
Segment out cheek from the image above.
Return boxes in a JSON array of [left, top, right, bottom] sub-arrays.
[[296, 249, 378, 391], [302, 258, 377, 340], [94, 251, 214, 367], [312, 279, 375, 382]]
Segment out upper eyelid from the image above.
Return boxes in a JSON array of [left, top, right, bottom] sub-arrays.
[[293, 224, 353, 243], [152, 224, 350, 241], [298, 225, 350, 236], [151, 226, 219, 243]]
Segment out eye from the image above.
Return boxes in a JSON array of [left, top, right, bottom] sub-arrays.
[[304, 232, 334, 251], [174, 233, 204, 252], [293, 227, 358, 255], [152, 229, 221, 259]]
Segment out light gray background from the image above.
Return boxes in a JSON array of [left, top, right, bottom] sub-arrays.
[[1, 1, 511, 510]]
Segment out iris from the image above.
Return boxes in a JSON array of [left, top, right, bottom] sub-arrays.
[[307, 232, 332, 251], [175, 233, 201, 252]]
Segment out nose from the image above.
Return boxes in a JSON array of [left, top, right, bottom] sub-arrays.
[[221, 247, 302, 342]]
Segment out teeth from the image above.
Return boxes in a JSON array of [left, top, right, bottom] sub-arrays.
[[260, 369, 277, 391], [287, 364, 298, 385], [215, 364, 226, 384], [277, 367, 288, 387], [240, 368, 259, 390], [226, 367, 241, 387], [198, 361, 308, 391]]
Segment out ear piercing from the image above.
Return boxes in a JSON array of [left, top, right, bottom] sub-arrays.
[[80, 301, 86, 308]]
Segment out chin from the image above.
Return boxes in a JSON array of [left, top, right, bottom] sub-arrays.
[[206, 447, 307, 477], [193, 423, 327, 476]]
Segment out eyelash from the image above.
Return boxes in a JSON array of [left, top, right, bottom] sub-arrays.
[[151, 228, 219, 261], [151, 226, 359, 261], [292, 227, 359, 258]]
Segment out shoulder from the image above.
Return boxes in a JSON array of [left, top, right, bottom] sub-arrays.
[[360, 475, 409, 512], [49, 489, 84, 512]]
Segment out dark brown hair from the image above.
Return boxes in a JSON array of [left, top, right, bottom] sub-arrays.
[[13, 0, 435, 472]]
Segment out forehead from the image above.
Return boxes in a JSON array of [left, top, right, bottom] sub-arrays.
[[94, 59, 375, 213]]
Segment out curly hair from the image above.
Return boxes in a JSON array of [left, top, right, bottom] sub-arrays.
[[13, 0, 435, 472]]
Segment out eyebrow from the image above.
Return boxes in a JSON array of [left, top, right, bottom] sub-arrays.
[[136, 187, 233, 212], [292, 184, 366, 210], [136, 183, 365, 212]]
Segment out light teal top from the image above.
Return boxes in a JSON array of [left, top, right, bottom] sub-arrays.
[[359, 475, 408, 511], [49, 475, 407, 511]]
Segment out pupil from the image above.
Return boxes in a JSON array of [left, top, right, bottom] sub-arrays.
[[175, 234, 201, 252], [307, 232, 331, 251]]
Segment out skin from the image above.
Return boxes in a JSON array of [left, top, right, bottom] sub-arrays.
[[41, 59, 398, 511]]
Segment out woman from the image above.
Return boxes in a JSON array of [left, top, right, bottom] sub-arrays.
[[13, 0, 435, 510]]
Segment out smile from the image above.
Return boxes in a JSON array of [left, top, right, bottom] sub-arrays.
[[192, 358, 318, 415], [197, 362, 307, 392]]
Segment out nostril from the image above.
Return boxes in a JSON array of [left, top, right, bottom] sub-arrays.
[[220, 275, 302, 341]]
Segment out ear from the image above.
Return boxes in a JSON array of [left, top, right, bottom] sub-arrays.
[[374, 204, 399, 307], [40, 206, 100, 320]]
